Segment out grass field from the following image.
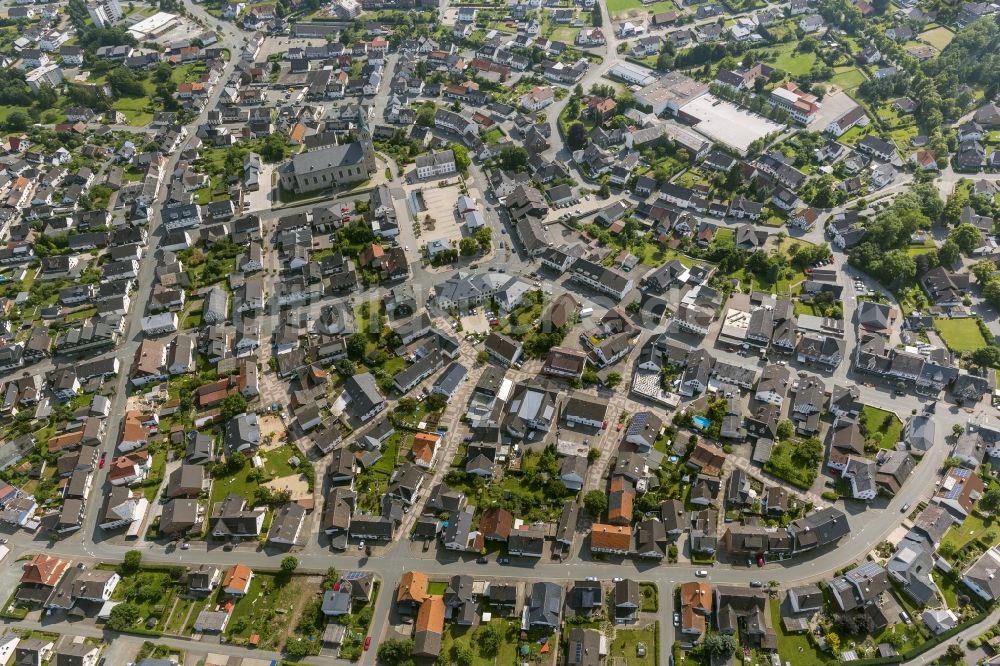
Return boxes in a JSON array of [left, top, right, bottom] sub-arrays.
[[934, 317, 988, 353], [766, 43, 817, 77], [771, 601, 829, 666], [610, 628, 656, 666], [606, 0, 676, 17], [830, 66, 866, 92], [210, 445, 302, 508], [546, 26, 579, 42], [439, 620, 521, 666], [861, 405, 903, 450], [905, 242, 937, 257], [940, 512, 1000, 556], [111, 97, 154, 127], [920, 26, 955, 50]]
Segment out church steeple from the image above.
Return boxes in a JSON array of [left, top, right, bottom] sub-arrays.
[[357, 107, 377, 176]]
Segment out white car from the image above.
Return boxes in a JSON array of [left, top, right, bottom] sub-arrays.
[[695, 569, 709, 577]]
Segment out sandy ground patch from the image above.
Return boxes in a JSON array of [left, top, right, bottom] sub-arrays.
[[259, 415, 286, 450], [264, 473, 311, 502]]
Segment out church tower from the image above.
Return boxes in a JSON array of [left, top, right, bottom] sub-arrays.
[[357, 108, 377, 176]]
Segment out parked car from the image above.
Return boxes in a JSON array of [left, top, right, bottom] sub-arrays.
[[673, 612, 680, 626], [750, 580, 764, 588], [695, 569, 709, 577]]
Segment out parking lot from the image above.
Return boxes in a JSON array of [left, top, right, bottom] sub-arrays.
[[406, 182, 465, 249], [459, 310, 490, 334]]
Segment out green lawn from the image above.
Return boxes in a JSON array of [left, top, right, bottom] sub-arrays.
[[830, 66, 865, 92], [861, 406, 903, 450], [940, 512, 1000, 556], [764, 441, 818, 490], [920, 26, 955, 50], [165, 596, 197, 635], [771, 45, 817, 77], [439, 619, 522, 666], [934, 317, 989, 353], [210, 445, 303, 508], [770, 601, 829, 666], [546, 26, 579, 43], [905, 243, 937, 257], [609, 628, 656, 666], [606, 0, 675, 17], [111, 569, 178, 632], [111, 96, 155, 126]]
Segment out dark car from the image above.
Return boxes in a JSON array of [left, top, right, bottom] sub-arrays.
[[476, 556, 488, 564]]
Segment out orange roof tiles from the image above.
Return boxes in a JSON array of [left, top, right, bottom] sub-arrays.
[[415, 595, 445, 634], [21, 554, 70, 586], [222, 564, 253, 593], [397, 571, 428, 605], [590, 523, 632, 551], [411, 432, 440, 464]]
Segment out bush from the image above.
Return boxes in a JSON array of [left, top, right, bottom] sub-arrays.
[[120, 550, 142, 576]]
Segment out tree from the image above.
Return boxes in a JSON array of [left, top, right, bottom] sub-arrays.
[[972, 259, 998, 284], [794, 437, 823, 466], [220, 393, 248, 421], [377, 639, 414, 665], [776, 420, 794, 440], [346, 333, 367, 360], [284, 638, 312, 659], [451, 144, 470, 173], [981, 485, 1000, 512], [972, 346, 1000, 368], [567, 122, 587, 150], [107, 601, 141, 631], [703, 633, 738, 658], [416, 102, 435, 127], [950, 223, 982, 255], [281, 556, 299, 573], [588, 448, 600, 464], [498, 146, 529, 172], [476, 350, 489, 364], [4, 110, 30, 132], [120, 550, 142, 576], [322, 567, 339, 590], [451, 643, 474, 666], [953, 424, 965, 437], [584, 490, 608, 518], [260, 132, 287, 162], [479, 623, 502, 656], [459, 236, 480, 256], [475, 226, 492, 253], [938, 239, 961, 268], [945, 644, 964, 662], [605, 372, 622, 388]]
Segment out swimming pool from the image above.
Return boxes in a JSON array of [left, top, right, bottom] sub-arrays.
[[693, 415, 711, 429]]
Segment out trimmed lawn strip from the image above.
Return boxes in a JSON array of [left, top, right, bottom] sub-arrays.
[[861, 405, 903, 450], [934, 317, 988, 353], [770, 599, 828, 666]]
